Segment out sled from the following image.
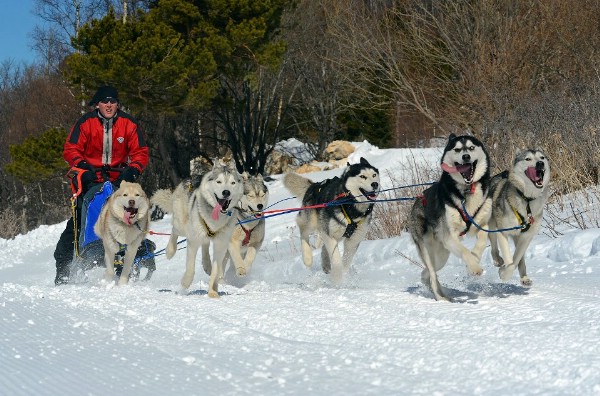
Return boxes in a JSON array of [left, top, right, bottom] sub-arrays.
[[69, 181, 156, 283]]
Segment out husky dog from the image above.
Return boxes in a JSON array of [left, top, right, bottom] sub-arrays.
[[94, 181, 150, 285], [283, 157, 380, 282], [222, 173, 269, 277], [151, 160, 243, 297], [489, 149, 550, 286], [408, 134, 492, 301]]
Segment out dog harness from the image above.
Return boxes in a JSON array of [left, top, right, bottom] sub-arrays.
[[455, 184, 488, 236], [340, 202, 374, 238], [240, 224, 252, 246], [114, 243, 128, 266], [511, 190, 535, 232], [200, 217, 217, 238], [419, 184, 483, 236], [450, 200, 483, 236]]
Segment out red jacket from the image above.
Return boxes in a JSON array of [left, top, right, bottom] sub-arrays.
[[64, 110, 149, 183]]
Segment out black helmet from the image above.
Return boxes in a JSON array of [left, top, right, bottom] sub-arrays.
[[88, 86, 119, 106]]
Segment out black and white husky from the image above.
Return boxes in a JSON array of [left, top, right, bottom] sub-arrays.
[[489, 149, 551, 286], [283, 157, 380, 282], [408, 134, 492, 301]]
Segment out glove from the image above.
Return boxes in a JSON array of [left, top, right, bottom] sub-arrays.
[[74, 162, 96, 193], [76, 161, 94, 172], [117, 166, 141, 184]]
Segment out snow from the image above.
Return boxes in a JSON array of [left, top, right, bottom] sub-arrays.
[[2, 142, 600, 395]]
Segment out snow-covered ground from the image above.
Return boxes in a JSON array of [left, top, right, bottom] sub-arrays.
[[2, 143, 600, 395]]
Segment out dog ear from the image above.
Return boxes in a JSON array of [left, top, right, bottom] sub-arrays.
[[241, 171, 249, 181], [513, 149, 530, 165], [359, 157, 370, 166], [448, 133, 457, 140], [226, 160, 240, 176]]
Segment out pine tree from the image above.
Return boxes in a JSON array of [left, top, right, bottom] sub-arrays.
[[5, 127, 68, 184], [65, 0, 294, 180]]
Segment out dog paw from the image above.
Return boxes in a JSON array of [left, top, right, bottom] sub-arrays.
[[499, 264, 514, 281], [521, 277, 533, 287], [466, 263, 483, 276], [235, 267, 247, 277], [175, 286, 189, 295], [435, 295, 452, 302], [104, 272, 115, 282], [181, 274, 193, 289], [208, 290, 220, 298], [464, 254, 483, 276]]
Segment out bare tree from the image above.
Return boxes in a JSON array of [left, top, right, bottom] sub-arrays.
[[282, 0, 347, 158], [213, 64, 300, 175], [324, 1, 453, 137], [325, 0, 600, 147], [30, 0, 148, 71]]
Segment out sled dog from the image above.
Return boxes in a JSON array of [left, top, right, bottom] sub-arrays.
[[94, 181, 150, 285], [489, 149, 551, 286], [283, 157, 380, 282], [408, 134, 492, 301], [151, 160, 243, 297], [223, 173, 269, 276]]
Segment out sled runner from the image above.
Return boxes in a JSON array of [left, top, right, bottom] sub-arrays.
[[69, 177, 156, 283]]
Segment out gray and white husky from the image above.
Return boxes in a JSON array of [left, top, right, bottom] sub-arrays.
[[222, 173, 269, 277], [489, 149, 551, 286], [283, 157, 380, 282], [151, 160, 243, 297], [408, 134, 492, 301]]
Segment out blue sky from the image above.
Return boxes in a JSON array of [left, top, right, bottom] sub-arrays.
[[0, 0, 39, 64]]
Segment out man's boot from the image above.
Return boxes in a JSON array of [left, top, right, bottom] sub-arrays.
[[55, 262, 71, 285]]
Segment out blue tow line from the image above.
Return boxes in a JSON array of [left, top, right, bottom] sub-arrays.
[[460, 199, 527, 233], [141, 181, 439, 260], [236, 181, 436, 225]]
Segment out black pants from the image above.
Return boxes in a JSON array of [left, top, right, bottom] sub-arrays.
[[54, 171, 96, 277], [53, 206, 81, 273]]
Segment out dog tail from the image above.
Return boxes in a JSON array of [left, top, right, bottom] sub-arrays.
[[150, 189, 174, 213], [283, 172, 312, 199]]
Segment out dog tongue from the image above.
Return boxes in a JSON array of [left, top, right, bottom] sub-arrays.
[[525, 166, 541, 182], [212, 203, 222, 220], [123, 211, 133, 225], [441, 162, 471, 174], [441, 162, 457, 173], [455, 163, 472, 174]]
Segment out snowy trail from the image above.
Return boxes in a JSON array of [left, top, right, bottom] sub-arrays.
[[3, 234, 600, 396], [2, 145, 600, 395]]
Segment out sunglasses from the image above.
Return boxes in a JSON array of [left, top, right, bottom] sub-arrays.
[[100, 98, 118, 104]]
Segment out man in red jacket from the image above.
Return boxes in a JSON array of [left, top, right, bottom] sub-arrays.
[[54, 86, 149, 285]]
